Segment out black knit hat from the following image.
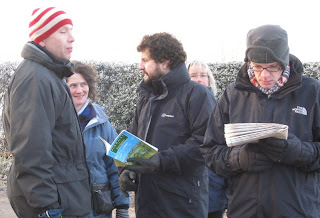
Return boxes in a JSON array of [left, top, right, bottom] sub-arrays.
[[244, 25, 289, 70]]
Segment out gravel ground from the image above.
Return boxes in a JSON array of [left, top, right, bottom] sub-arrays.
[[0, 176, 17, 218], [0, 152, 136, 218], [0, 175, 135, 218]]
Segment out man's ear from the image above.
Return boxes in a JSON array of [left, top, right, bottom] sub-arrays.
[[162, 60, 170, 70]]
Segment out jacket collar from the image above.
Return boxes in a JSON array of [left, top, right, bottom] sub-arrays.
[[83, 103, 110, 130], [155, 63, 190, 87], [235, 54, 303, 98], [21, 42, 73, 79], [139, 63, 190, 98]]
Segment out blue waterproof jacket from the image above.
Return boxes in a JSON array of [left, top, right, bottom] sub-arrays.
[[82, 103, 130, 218], [207, 89, 228, 213]]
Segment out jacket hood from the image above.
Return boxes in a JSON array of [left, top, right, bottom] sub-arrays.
[[92, 103, 109, 123], [21, 42, 73, 79], [235, 54, 303, 98]]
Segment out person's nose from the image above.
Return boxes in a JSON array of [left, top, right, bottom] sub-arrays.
[[196, 76, 202, 82], [260, 68, 271, 77], [69, 32, 75, 43], [75, 85, 82, 93], [139, 62, 145, 71]]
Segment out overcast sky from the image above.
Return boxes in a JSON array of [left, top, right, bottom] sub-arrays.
[[1, 0, 320, 63]]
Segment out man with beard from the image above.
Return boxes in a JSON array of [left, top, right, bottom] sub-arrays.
[[119, 32, 215, 217]]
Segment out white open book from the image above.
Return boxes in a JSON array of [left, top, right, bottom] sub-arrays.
[[224, 123, 288, 147]]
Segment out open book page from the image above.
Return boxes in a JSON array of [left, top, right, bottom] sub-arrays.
[[98, 136, 112, 153], [99, 130, 158, 167], [224, 123, 288, 147]]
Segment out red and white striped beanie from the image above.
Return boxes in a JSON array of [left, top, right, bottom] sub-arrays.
[[29, 7, 73, 43]]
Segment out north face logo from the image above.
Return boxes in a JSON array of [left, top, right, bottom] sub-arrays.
[[292, 106, 307, 116]]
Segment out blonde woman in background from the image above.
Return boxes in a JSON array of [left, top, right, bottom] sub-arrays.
[[188, 60, 227, 218], [188, 60, 218, 96]]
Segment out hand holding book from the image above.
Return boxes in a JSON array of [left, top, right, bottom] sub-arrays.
[[125, 154, 161, 174]]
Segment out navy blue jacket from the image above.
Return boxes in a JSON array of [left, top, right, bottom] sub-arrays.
[[207, 89, 228, 213], [208, 170, 227, 212], [130, 63, 215, 217]]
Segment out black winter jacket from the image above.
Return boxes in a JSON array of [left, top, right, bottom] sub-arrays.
[[130, 63, 215, 217], [3, 42, 91, 217], [200, 55, 320, 218]]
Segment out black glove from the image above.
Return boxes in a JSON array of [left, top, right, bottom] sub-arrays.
[[258, 133, 306, 165], [125, 153, 160, 174], [119, 170, 137, 197], [229, 144, 273, 173], [258, 136, 289, 163]]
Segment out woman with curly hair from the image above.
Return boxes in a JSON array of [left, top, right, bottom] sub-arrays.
[[67, 61, 130, 218]]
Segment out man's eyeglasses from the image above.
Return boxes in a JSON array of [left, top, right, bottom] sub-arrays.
[[250, 65, 282, 73]]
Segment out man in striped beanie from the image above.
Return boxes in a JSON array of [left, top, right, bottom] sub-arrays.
[[4, 7, 91, 218], [29, 7, 74, 60], [29, 7, 73, 44]]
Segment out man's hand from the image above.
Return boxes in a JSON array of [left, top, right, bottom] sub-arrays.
[[125, 153, 160, 174], [229, 144, 274, 173], [239, 144, 274, 172], [119, 170, 137, 197], [258, 133, 304, 165], [258, 136, 289, 162]]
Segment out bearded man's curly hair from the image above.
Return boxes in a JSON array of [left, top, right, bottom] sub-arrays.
[[137, 32, 187, 70]]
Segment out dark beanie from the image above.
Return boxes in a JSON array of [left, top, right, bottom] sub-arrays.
[[244, 25, 289, 70]]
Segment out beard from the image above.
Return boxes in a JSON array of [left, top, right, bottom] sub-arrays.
[[143, 65, 165, 84], [143, 73, 153, 85]]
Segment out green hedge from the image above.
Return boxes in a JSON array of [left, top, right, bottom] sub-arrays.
[[1, 61, 319, 151]]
